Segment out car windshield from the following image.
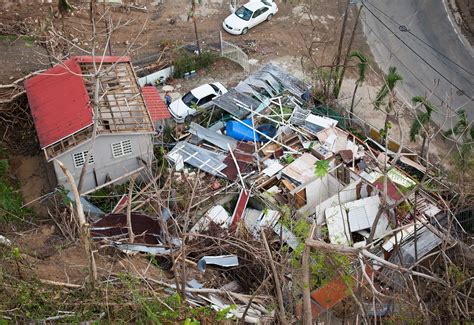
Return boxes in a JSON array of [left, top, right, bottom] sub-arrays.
[[235, 6, 253, 21], [182, 91, 199, 106]]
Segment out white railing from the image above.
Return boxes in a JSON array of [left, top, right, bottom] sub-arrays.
[[220, 34, 249, 74]]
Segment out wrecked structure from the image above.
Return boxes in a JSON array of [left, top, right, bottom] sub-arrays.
[[24, 56, 157, 193], [157, 63, 455, 318], [25, 59, 459, 322]]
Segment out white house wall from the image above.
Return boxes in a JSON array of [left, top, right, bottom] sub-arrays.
[[52, 133, 153, 193], [314, 179, 376, 220], [298, 173, 341, 216]]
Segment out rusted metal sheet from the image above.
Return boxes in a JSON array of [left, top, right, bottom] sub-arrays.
[[91, 213, 161, 244], [231, 189, 250, 230]]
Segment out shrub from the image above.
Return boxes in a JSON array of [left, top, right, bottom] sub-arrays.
[[0, 159, 31, 222], [173, 50, 218, 78]]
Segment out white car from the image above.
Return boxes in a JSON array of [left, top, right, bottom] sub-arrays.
[[223, 0, 278, 35], [168, 82, 227, 123]]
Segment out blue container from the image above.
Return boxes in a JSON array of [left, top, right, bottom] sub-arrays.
[[226, 120, 276, 142]]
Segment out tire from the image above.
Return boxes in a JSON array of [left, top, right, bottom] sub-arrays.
[[267, 14, 273, 21], [241, 27, 248, 35], [184, 115, 193, 124]]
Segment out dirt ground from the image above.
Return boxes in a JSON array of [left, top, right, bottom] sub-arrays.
[[0, 0, 370, 83], [12, 224, 168, 284], [9, 155, 51, 216]]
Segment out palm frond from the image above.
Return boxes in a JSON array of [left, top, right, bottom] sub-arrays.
[[411, 96, 436, 116], [386, 66, 403, 91], [374, 85, 388, 110], [349, 51, 368, 85], [410, 117, 422, 142]]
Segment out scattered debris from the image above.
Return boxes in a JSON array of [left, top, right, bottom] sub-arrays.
[[197, 255, 239, 272]]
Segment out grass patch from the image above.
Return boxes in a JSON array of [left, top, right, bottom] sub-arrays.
[[0, 150, 32, 223], [0, 35, 35, 47]]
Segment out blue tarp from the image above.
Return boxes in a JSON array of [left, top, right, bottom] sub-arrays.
[[226, 119, 276, 142]]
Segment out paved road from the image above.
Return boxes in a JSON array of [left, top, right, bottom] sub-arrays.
[[360, 0, 474, 129]]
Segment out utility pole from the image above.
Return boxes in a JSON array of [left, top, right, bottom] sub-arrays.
[[335, 3, 363, 98], [191, 0, 201, 55], [333, 0, 351, 98]]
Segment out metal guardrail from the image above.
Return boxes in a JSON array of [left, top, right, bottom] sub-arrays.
[[221, 40, 249, 74]]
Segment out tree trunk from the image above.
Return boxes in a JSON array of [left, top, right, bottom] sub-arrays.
[[350, 83, 359, 124], [262, 230, 287, 324], [55, 160, 98, 286], [192, 1, 201, 55], [126, 175, 136, 243], [332, 0, 351, 98], [335, 4, 362, 98], [420, 134, 427, 161], [302, 223, 317, 325]]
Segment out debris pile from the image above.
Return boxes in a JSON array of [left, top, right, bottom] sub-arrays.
[[19, 59, 460, 322]]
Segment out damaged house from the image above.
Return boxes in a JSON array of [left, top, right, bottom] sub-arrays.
[[24, 56, 156, 193]]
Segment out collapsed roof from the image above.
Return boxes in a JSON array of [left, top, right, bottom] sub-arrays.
[[25, 56, 155, 158], [211, 63, 311, 118]]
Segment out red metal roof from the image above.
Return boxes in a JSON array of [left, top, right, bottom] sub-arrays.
[[141, 86, 171, 122], [24, 58, 93, 148], [24, 56, 133, 149]]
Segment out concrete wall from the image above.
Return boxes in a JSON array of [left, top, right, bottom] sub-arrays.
[[52, 133, 153, 193], [298, 174, 341, 216]]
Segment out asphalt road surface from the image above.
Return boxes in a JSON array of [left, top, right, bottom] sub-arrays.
[[360, 0, 474, 129]]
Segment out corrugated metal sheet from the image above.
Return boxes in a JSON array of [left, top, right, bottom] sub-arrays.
[[211, 89, 262, 118], [142, 86, 171, 121], [261, 63, 310, 97], [231, 189, 250, 229], [189, 122, 237, 151], [222, 152, 255, 180], [373, 177, 404, 201], [197, 255, 239, 272], [24, 58, 93, 148], [91, 213, 161, 244], [167, 141, 227, 177], [381, 225, 442, 288], [310, 276, 349, 310]]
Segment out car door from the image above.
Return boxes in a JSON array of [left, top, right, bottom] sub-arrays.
[[194, 94, 216, 114], [249, 7, 269, 28]]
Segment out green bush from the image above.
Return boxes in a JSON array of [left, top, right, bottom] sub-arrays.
[[0, 159, 30, 222], [195, 51, 218, 69], [173, 51, 196, 78], [173, 50, 218, 78]]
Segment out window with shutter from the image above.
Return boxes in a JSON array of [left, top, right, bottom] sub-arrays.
[[111, 139, 133, 158], [73, 151, 94, 168]]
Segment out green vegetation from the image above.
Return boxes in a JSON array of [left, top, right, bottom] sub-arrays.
[[0, 35, 35, 47], [314, 160, 330, 178], [173, 50, 219, 78], [348, 51, 368, 121], [284, 154, 295, 164], [280, 215, 353, 289], [445, 110, 474, 170], [409, 96, 436, 158], [86, 183, 130, 212], [0, 247, 233, 324], [0, 151, 31, 223]]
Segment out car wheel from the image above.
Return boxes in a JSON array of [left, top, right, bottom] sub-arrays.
[[184, 115, 193, 124], [267, 14, 273, 21], [241, 28, 248, 35]]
